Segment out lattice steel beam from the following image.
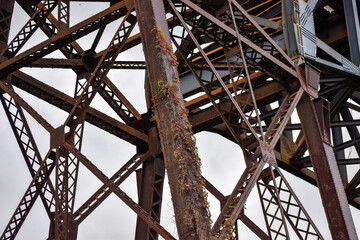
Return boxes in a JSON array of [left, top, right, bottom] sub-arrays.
[[0, 149, 55, 240], [73, 152, 150, 224], [1, 0, 58, 58], [0, 1, 128, 77], [9, 71, 147, 145], [63, 142, 176, 240]]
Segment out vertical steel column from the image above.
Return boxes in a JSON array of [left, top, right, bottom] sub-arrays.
[[343, 0, 360, 65], [134, 0, 212, 238], [297, 93, 358, 239], [281, 0, 298, 59], [135, 128, 165, 240], [55, 147, 70, 240], [135, 80, 165, 240]]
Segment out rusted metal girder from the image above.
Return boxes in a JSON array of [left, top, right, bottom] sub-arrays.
[[0, 1, 128, 78], [58, 0, 69, 27], [73, 152, 151, 225], [165, 2, 316, 239], [54, 146, 77, 240], [0, 149, 55, 240], [61, 11, 136, 140], [27, 59, 146, 69], [63, 142, 176, 240], [1, 0, 57, 58], [135, 0, 212, 238], [1, 0, 360, 239], [9, 71, 148, 145], [340, 107, 360, 201], [15, 0, 80, 59], [0, 92, 56, 240], [135, 128, 165, 240], [1, 8, 144, 235], [343, 0, 360, 66], [0, 0, 15, 49], [257, 167, 323, 239], [16, 0, 143, 126], [0, 80, 54, 132], [297, 77, 358, 239]]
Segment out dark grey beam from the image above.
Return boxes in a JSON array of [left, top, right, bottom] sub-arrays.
[[296, 157, 360, 167], [347, 170, 360, 196], [333, 137, 360, 152], [330, 87, 354, 115], [343, 0, 360, 65], [345, 101, 360, 113], [340, 107, 360, 156], [282, 0, 298, 58], [258, 120, 360, 131], [332, 114, 348, 183]]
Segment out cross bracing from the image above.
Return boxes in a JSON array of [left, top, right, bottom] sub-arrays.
[[0, 0, 359, 239]]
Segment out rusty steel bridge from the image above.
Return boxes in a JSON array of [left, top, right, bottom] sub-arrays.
[[0, 0, 359, 239]]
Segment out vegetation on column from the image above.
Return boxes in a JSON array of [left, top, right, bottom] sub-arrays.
[[151, 25, 212, 239]]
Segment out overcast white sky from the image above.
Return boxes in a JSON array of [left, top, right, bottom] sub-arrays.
[[0, 1, 359, 239]]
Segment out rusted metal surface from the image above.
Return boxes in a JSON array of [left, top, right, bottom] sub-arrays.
[[297, 93, 358, 240], [166, 2, 313, 238], [0, 149, 55, 240], [0, 0, 15, 48], [73, 152, 150, 224], [0, 1, 128, 78], [0, 93, 56, 240], [0, 80, 54, 132], [135, 0, 212, 238], [0, 0, 360, 239], [212, 160, 266, 238], [1, 0, 57, 58], [257, 167, 324, 240], [135, 129, 165, 240], [10, 71, 148, 145], [64, 142, 176, 240], [63, 11, 135, 138], [258, 166, 290, 239], [27, 59, 147, 70], [58, 0, 69, 27]]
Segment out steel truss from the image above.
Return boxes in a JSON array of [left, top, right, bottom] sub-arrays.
[[0, 0, 359, 239]]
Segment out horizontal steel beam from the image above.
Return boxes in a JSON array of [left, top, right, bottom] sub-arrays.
[[27, 59, 147, 69], [296, 157, 360, 167], [10, 71, 148, 145]]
